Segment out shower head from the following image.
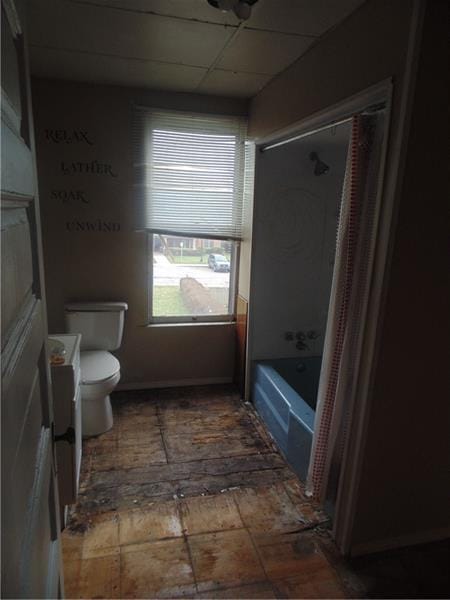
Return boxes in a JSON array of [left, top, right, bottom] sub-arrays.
[[309, 151, 330, 176]]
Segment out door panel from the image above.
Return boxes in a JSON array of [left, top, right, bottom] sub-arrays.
[[2, 299, 44, 463], [0, 119, 34, 194], [1, 0, 62, 597], [0, 423, 41, 594], [0, 219, 62, 600], [22, 433, 56, 598], [5, 370, 43, 527], [1, 205, 33, 343]]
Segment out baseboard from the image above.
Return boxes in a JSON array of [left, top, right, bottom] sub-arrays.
[[116, 377, 233, 391], [350, 526, 450, 557]]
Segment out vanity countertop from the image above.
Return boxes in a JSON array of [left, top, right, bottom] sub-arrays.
[[49, 333, 82, 434], [48, 333, 81, 367]]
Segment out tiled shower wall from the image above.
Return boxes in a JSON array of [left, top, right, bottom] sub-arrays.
[[249, 122, 351, 361]]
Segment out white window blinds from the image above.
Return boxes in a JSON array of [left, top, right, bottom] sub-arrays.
[[134, 108, 247, 241]]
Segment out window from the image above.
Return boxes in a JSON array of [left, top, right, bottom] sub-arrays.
[[134, 108, 248, 323], [152, 234, 236, 320]]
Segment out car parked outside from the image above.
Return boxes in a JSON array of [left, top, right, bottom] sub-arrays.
[[208, 253, 230, 272]]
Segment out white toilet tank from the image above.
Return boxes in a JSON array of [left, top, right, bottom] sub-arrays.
[[65, 302, 128, 351]]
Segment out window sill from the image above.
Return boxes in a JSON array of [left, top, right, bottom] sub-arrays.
[[145, 321, 236, 328]]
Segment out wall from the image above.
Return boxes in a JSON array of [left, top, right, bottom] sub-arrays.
[[249, 0, 413, 140], [32, 78, 248, 387], [349, 0, 450, 552], [250, 123, 350, 360], [247, 0, 450, 552], [235, 143, 255, 399], [237, 144, 255, 303]]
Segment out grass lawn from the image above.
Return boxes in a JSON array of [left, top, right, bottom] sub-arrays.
[[153, 285, 229, 316], [153, 286, 187, 316], [170, 255, 207, 264]]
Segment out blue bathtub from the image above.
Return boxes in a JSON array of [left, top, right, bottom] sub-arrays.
[[253, 357, 322, 480]]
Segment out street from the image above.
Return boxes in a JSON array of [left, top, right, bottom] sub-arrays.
[[153, 253, 230, 288]]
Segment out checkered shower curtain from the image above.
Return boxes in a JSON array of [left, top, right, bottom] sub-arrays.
[[307, 111, 385, 504]]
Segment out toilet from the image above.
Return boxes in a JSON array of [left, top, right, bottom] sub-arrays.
[[65, 301, 128, 437]]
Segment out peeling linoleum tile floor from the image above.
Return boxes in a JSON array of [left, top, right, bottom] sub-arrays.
[[62, 386, 450, 599]]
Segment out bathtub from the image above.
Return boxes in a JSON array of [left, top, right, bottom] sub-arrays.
[[253, 357, 322, 480]]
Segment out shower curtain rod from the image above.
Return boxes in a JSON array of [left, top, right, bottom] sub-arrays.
[[260, 117, 352, 153], [260, 102, 386, 153]]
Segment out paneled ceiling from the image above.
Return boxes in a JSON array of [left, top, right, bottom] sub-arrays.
[[28, 0, 365, 98]]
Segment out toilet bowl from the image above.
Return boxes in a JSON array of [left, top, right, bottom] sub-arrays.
[[65, 301, 128, 437], [79, 350, 121, 436]]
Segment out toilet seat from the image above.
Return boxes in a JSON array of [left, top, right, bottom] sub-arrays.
[[80, 351, 120, 385]]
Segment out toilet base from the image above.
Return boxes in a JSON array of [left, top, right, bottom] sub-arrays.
[[82, 394, 114, 438]]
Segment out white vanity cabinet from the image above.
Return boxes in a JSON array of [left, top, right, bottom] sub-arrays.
[[49, 334, 82, 507]]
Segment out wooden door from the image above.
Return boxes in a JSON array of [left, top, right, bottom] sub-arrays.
[[1, 0, 63, 597]]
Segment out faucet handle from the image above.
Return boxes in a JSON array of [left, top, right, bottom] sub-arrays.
[[296, 340, 309, 351], [307, 330, 320, 340]]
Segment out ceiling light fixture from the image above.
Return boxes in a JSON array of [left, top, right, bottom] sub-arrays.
[[207, 0, 259, 21]]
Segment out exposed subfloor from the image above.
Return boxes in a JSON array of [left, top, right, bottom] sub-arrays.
[[62, 386, 449, 599]]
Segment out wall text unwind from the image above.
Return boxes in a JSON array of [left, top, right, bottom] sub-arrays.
[[66, 220, 121, 232]]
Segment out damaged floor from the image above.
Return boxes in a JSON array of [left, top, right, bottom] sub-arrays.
[[62, 386, 449, 599]]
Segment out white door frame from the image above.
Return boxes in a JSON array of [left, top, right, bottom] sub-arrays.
[[332, 1, 425, 555], [250, 74, 412, 553], [251, 0, 424, 554]]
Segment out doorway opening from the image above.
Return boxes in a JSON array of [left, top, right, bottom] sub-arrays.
[[247, 82, 392, 551]]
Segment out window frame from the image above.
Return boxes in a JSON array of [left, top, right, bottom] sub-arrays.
[[147, 233, 240, 325]]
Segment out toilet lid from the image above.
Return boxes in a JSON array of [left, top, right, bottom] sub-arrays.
[[80, 351, 120, 384]]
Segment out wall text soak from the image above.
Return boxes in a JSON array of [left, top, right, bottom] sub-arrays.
[[52, 190, 88, 203]]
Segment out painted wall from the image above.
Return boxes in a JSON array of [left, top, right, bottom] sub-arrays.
[[237, 144, 255, 303], [32, 79, 248, 387], [249, 0, 413, 140], [247, 0, 449, 551], [349, 0, 450, 551], [249, 123, 350, 360]]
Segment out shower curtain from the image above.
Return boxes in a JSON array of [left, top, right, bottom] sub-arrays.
[[307, 111, 385, 505]]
